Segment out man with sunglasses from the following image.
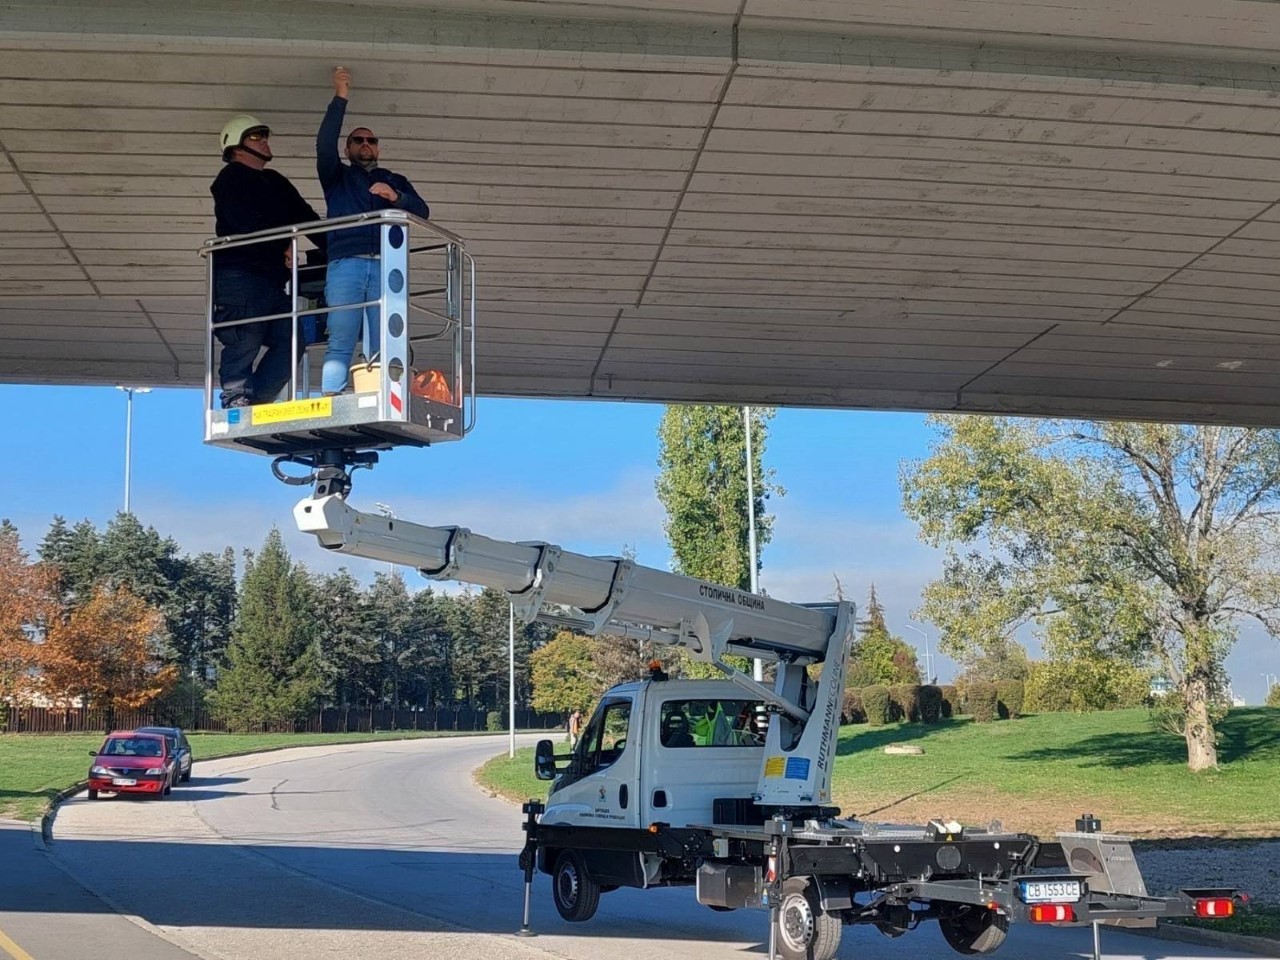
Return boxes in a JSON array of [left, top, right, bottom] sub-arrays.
[[210, 115, 325, 408], [316, 66, 429, 395]]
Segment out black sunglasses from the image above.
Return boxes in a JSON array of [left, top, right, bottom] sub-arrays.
[[348, 136, 379, 145]]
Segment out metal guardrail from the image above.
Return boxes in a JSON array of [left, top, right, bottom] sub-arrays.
[[200, 210, 476, 437]]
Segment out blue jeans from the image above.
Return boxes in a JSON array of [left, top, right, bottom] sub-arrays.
[[212, 270, 294, 408], [323, 256, 381, 392]]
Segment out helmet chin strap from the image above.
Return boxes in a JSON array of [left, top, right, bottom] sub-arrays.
[[239, 142, 271, 163]]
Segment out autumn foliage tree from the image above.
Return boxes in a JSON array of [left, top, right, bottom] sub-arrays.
[[0, 522, 56, 713], [40, 585, 175, 730]]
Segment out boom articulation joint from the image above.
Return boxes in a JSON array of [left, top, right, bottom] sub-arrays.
[[271, 449, 379, 499]]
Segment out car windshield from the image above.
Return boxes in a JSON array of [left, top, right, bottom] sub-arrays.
[[102, 737, 163, 758]]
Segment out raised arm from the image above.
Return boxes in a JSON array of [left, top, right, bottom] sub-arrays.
[[316, 66, 350, 188]]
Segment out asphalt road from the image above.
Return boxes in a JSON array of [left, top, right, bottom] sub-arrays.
[[0, 735, 1258, 960]]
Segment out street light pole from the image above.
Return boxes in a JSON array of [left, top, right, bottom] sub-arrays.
[[509, 602, 517, 759], [744, 405, 763, 683], [904, 622, 934, 683], [116, 386, 151, 514]]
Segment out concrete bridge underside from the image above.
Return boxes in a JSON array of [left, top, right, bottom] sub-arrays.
[[6, 0, 1280, 423]]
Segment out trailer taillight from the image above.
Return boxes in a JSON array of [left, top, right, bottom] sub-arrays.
[[765, 857, 777, 883], [1194, 898, 1233, 918], [1029, 904, 1076, 923]]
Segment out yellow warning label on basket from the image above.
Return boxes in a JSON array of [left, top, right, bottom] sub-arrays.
[[764, 757, 785, 778], [252, 397, 333, 425]]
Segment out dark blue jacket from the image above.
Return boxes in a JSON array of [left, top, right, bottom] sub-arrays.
[[316, 96, 429, 261]]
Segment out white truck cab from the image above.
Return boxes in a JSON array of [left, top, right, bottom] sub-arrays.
[[542, 679, 767, 831]]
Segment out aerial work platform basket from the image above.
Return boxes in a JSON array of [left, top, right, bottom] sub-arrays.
[[201, 211, 475, 457]]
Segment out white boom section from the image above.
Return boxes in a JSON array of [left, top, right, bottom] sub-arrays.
[[295, 494, 854, 807]]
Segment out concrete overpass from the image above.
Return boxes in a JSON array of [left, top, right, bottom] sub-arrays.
[[5, 0, 1280, 423]]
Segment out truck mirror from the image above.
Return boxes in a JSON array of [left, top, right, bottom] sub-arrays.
[[534, 739, 558, 781]]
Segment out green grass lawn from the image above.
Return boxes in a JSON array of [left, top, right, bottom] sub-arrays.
[[0, 729, 491, 822], [475, 708, 1280, 839]]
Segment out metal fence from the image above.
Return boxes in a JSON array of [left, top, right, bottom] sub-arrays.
[[2, 705, 564, 735]]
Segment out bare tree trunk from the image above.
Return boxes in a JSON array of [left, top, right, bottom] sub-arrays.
[[1183, 676, 1218, 772]]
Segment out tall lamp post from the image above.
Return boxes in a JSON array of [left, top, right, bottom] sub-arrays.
[[904, 622, 935, 684], [744, 406, 763, 683], [117, 386, 151, 514], [509, 603, 517, 759]]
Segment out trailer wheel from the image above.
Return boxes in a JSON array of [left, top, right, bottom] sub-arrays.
[[774, 877, 842, 960], [939, 906, 1009, 955], [551, 849, 600, 922]]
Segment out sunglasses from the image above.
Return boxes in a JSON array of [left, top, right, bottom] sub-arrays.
[[244, 130, 270, 141], [348, 136, 379, 145]]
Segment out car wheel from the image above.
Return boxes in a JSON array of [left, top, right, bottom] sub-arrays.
[[181, 768, 192, 783], [88, 789, 99, 800], [551, 849, 601, 922]]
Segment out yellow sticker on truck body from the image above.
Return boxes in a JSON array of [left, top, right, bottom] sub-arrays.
[[764, 757, 785, 778], [251, 397, 333, 425]]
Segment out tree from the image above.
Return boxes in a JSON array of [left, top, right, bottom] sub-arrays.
[[313, 569, 381, 706], [847, 585, 921, 687], [39, 585, 174, 730], [39, 517, 104, 606], [0, 523, 56, 711], [656, 405, 781, 590], [903, 415, 1280, 771], [169, 548, 237, 684], [369, 571, 415, 709], [208, 530, 322, 730], [530, 631, 602, 715]]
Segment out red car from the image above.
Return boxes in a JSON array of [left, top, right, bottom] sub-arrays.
[[87, 731, 176, 799]]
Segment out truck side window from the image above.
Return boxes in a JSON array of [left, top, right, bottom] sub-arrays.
[[580, 699, 631, 775], [660, 699, 766, 748]]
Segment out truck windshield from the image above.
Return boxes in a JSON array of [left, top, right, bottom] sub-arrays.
[[659, 699, 765, 748]]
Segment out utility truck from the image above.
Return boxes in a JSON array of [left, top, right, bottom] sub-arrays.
[[201, 214, 1242, 960]]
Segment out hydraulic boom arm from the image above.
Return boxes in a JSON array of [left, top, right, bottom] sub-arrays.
[[295, 490, 854, 809]]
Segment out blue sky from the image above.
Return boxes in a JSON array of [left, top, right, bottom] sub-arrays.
[[2, 384, 1276, 700]]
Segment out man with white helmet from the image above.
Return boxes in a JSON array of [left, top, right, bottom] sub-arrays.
[[209, 115, 325, 408]]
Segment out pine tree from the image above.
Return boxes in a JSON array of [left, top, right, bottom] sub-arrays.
[[314, 569, 380, 707], [208, 530, 322, 730], [847, 585, 921, 687]]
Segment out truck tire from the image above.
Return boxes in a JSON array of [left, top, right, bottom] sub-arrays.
[[774, 877, 842, 960], [552, 849, 601, 922], [939, 906, 1009, 955]]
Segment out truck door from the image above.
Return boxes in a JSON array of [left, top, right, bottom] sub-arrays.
[[546, 694, 640, 829]]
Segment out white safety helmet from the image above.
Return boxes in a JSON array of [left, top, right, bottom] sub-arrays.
[[219, 114, 269, 160]]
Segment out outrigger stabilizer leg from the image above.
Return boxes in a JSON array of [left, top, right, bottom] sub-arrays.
[[516, 801, 543, 937], [271, 448, 379, 499]]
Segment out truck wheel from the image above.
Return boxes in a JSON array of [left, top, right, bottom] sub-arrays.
[[939, 907, 1008, 955], [87, 789, 99, 800], [774, 877, 841, 960], [552, 850, 600, 922]]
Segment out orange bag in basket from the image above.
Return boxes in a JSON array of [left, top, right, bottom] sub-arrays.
[[411, 369, 454, 404]]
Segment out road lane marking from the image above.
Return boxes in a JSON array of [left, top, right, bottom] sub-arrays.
[[0, 926, 35, 960]]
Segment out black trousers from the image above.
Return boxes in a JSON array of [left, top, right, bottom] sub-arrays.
[[212, 270, 293, 408]]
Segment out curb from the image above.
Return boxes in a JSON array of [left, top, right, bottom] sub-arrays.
[[36, 780, 87, 849], [1127, 922, 1280, 958]]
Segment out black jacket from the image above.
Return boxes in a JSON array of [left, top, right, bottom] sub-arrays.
[[210, 161, 324, 285]]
